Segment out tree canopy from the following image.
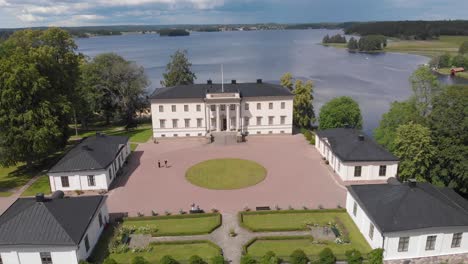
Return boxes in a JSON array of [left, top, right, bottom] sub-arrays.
[[347, 37, 358, 50], [161, 49, 196, 87], [293, 80, 315, 128], [409, 66, 440, 118], [319, 96, 362, 130], [280, 72, 294, 90], [357, 35, 387, 51], [0, 28, 80, 167]]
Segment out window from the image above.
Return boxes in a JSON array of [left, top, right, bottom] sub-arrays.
[[256, 103, 261, 110], [230, 104, 235, 110], [269, 102, 273, 109], [172, 119, 178, 128], [281, 102, 285, 109], [354, 166, 362, 177], [98, 212, 103, 227], [108, 169, 112, 180], [379, 165, 387, 176], [280, 116, 286, 125], [256, 117, 262, 126], [84, 235, 90, 252], [211, 105, 216, 111], [268, 116, 274, 125], [244, 117, 250, 126], [452, 233, 463, 248], [87, 175, 95, 186], [425, 235, 436, 251], [171, 105, 176, 112], [40, 252, 52, 264], [186, 134, 190, 137], [61, 176, 69, 188], [160, 119, 166, 128], [184, 119, 190, 128], [196, 105, 201, 111], [211, 118, 216, 128], [398, 237, 410, 252], [245, 103, 249, 110], [173, 134, 178, 137], [221, 105, 225, 111], [369, 224, 374, 240], [158, 105, 164, 112], [197, 118, 202, 128], [184, 105, 189, 112], [231, 118, 235, 129], [353, 202, 357, 216]]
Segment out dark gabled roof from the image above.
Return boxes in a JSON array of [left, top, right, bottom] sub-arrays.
[[348, 183, 468, 233], [0, 195, 105, 246], [150, 82, 293, 99], [316, 128, 398, 162], [49, 135, 129, 173]]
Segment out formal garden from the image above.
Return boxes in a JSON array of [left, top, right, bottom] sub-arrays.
[[185, 159, 267, 190]]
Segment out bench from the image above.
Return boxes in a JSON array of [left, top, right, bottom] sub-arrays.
[[256, 206, 271, 211]]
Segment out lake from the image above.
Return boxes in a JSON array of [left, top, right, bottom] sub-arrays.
[[76, 29, 433, 134]]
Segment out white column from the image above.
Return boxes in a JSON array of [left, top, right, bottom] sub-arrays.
[[216, 104, 220, 132], [236, 103, 240, 131], [206, 105, 211, 132], [226, 104, 230, 131]]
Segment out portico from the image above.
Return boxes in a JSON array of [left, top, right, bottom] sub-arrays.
[[205, 92, 241, 133]]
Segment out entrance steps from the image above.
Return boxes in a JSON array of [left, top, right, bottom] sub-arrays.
[[211, 132, 238, 145]]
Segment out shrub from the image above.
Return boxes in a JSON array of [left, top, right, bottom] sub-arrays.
[[303, 130, 312, 141], [289, 249, 308, 264], [318, 248, 335, 264], [103, 258, 118, 264], [211, 255, 225, 264], [367, 248, 384, 264], [132, 256, 149, 264], [189, 255, 206, 264], [309, 135, 315, 145], [260, 251, 280, 264], [346, 249, 363, 264], [241, 254, 257, 264], [161, 255, 179, 264]]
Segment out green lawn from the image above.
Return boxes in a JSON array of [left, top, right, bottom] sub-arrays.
[[123, 213, 222, 236], [0, 164, 38, 196], [185, 159, 267, 190], [21, 176, 51, 197], [110, 241, 222, 264], [385, 35, 468, 57], [130, 143, 139, 151], [70, 123, 152, 143], [241, 210, 371, 258]]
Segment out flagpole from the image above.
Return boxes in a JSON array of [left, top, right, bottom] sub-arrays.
[[221, 64, 224, 92]]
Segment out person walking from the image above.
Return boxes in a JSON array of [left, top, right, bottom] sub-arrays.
[[164, 160, 168, 168], [157, 160, 161, 168]]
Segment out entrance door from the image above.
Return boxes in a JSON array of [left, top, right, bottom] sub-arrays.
[[222, 118, 227, 131]]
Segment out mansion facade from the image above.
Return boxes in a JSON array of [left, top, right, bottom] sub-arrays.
[[150, 79, 294, 138]]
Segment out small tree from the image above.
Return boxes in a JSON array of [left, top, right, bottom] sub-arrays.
[[132, 256, 149, 264], [319, 96, 363, 130], [345, 249, 363, 264], [347, 37, 359, 50], [318, 248, 335, 264], [240, 254, 257, 264], [293, 80, 315, 128], [189, 255, 206, 264], [160, 255, 179, 264], [367, 248, 384, 264], [211, 255, 225, 264], [103, 258, 118, 264], [289, 249, 308, 264], [161, 49, 197, 87], [260, 251, 280, 264]]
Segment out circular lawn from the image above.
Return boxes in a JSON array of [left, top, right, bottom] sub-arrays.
[[185, 158, 267, 190]]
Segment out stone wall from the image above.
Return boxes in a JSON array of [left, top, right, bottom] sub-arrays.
[[385, 253, 468, 264]]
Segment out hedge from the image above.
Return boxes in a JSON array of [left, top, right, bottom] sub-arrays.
[[148, 240, 223, 256], [242, 236, 314, 255]]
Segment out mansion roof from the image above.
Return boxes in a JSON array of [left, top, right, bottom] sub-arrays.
[[150, 81, 293, 100], [348, 183, 468, 233], [316, 128, 398, 162], [49, 134, 129, 173], [0, 195, 105, 246]]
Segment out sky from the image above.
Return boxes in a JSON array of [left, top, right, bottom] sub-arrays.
[[0, 0, 467, 28]]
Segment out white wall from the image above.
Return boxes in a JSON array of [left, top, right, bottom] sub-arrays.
[[76, 202, 109, 261], [150, 96, 294, 138], [346, 191, 468, 261], [315, 136, 398, 181], [49, 142, 131, 192]]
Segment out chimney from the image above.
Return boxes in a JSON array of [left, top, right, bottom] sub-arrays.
[[256, 79, 262, 84], [50, 190, 65, 200], [231, 79, 236, 84], [36, 193, 45, 203], [207, 80, 212, 85], [358, 134, 365, 141], [408, 179, 417, 188]]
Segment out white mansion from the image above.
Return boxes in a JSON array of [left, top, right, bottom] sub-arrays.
[[150, 79, 294, 138]]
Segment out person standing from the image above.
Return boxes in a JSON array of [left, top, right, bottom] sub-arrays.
[[157, 160, 161, 168], [164, 160, 168, 167]]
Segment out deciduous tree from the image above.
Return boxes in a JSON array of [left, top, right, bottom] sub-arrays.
[[280, 72, 294, 90], [293, 80, 315, 128], [319, 96, 363, 130], [0, 28, 80, 167], [394, 122, 435, 182], [161, 49, 196, 87], [409, 66, 440, 118], [347, 37, 358, 50]]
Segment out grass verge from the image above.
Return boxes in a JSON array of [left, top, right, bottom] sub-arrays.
[[70, 123, 152, 143], [21, 175, 51, 197]]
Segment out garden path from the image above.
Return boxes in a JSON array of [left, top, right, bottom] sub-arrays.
[[129, 213, 313, 264]]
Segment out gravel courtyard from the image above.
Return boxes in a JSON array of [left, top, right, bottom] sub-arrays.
[[107, 134, 347, 216]]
